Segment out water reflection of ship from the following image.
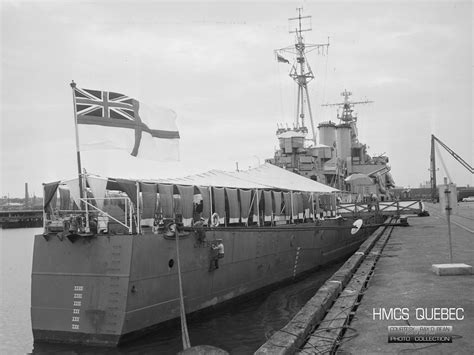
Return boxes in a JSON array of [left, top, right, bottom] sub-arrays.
[[266, 10, 395, 201]]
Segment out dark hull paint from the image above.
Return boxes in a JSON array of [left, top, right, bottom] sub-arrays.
[[31, 217, 383, 346]]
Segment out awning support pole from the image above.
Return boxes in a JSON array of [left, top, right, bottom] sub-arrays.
[[209, 187, 213, 215], [83, 172, 90, 233], [290, 191, 294, 223], [136, 181, 140, 234], [256, 189, 260, 227]]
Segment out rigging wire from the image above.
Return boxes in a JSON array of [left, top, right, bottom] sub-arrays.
[[276, 57, 286, 124], [321, 41, 330, 106], [294, 72, 299, 128], [435, 144, 453, 183], [175, 227, 191, 350]]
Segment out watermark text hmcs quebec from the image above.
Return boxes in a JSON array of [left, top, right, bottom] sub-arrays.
[[372, 307, 464, 321]]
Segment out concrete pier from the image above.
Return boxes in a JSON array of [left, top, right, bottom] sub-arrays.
[[256, 202, 473, 354], [255, 221, 393, 354], [338, 202, 474, 354]]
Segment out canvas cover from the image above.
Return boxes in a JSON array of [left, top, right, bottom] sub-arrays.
[[58, 187, 70, 211], [176, 185, 194, 226], [150, 163, 337, 193], [273, 191, 283, 221], [239, 189, 252, 224], [263, 190, 273, 222], [212, 187, 226, 225], [158, 184, 174, 218], [253, 189, 262, 223], [140, 182, 157, 219], [87, 176, 108, 210], [295, 192, 304, 219], [283, 191, 291, 221], [46, 164, 337, 223], [196, 186, 211, 220], [225, 188, 240, 224], [64, 178, 82, 210]]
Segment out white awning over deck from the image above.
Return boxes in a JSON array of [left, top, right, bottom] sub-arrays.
[[147, 163, 338, 193]]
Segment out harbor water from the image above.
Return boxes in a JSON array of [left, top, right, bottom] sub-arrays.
[[0, 228, 342, 354]]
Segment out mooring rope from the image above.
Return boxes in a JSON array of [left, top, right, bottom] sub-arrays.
[[175, 226, 191, 349]]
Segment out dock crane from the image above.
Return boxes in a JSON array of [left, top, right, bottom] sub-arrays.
[[430, 134, 473, 201]]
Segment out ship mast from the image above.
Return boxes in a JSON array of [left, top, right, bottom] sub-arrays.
[[322, 89, 373, 143], [322, 89, 373, 123], [275, 8, 329, 145]]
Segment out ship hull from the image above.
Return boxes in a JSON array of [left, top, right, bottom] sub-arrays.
[[31, 216, 382, 346]]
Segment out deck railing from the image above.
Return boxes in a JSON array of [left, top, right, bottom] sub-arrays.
[[44, 196, 134, 235], [337, 200, 423, 217]]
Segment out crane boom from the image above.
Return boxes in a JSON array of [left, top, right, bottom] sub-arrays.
[[432, 135, 473, 174], [430, 134, 473, 201]]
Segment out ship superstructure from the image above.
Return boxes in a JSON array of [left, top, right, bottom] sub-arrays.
[[267, 11, 395, 201]]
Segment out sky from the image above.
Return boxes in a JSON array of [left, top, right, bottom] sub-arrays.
[[1, 0, 473, 197]]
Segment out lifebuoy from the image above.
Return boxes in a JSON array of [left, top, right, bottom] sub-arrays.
[[211, 213, 220, 227], [351, 219, 363, 235]]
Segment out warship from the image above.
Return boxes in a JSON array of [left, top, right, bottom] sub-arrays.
[[31, 10, 390, 346]]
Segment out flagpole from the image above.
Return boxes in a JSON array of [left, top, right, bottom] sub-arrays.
[[70, 81, 85, 222]]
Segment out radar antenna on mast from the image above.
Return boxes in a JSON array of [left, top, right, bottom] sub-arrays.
[[321, 89, 373, 124], [274, 7, 329, 145]]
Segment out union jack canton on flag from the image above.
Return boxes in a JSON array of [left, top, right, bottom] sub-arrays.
[[73, 87, 180, 161]]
